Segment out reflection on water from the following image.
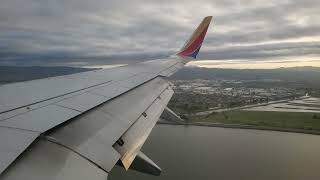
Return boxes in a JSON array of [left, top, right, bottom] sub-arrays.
[[109, 125, 320, 180]]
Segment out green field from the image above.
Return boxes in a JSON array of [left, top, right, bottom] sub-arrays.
[[190, 110, 320, 131]]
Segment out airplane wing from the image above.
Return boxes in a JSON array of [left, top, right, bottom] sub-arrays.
[[0, 16, 212, 180]]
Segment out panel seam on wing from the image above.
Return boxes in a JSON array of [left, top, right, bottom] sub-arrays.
[[0, 80, 113, 115], [0, 125, 40, 133]]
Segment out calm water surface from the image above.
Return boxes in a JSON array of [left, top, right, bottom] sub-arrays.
[[109, 124, 320, 180]]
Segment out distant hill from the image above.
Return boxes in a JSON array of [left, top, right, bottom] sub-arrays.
[[0, 66, 95, 84], [1, 65, 320, 88], [171, 66, 320, 86], [172, 66, 320, 80]]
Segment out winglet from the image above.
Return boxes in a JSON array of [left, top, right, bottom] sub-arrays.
[[176, 16, 212, 58]]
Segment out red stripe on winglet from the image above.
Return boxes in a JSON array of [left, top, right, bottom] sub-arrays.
[[177, 25, 209, 57]]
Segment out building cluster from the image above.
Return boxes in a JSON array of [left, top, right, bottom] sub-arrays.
[[172, 79, 305, 107]]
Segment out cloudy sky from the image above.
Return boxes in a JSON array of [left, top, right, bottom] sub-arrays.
[[1, 0, 320, 68]]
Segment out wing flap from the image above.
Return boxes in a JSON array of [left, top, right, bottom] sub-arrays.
[[0, 127, 39, 174], [114, 85, 173, 170], [1, 139, 108, 180], [40, 77, 171, 173]]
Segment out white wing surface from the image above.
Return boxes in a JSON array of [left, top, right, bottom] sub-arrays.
[[0, 16, 212, 179]]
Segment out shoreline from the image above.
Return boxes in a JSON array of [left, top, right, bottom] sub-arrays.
[[157, 121, 320, 136]]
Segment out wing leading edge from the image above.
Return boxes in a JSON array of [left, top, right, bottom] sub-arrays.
[[0, 16, 213, 179]]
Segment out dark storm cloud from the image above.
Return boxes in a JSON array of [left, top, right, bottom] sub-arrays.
[[0, 0, 319, 66]]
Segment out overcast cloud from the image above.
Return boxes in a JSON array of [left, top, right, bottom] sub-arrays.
[[0, 0, 319, 66]]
